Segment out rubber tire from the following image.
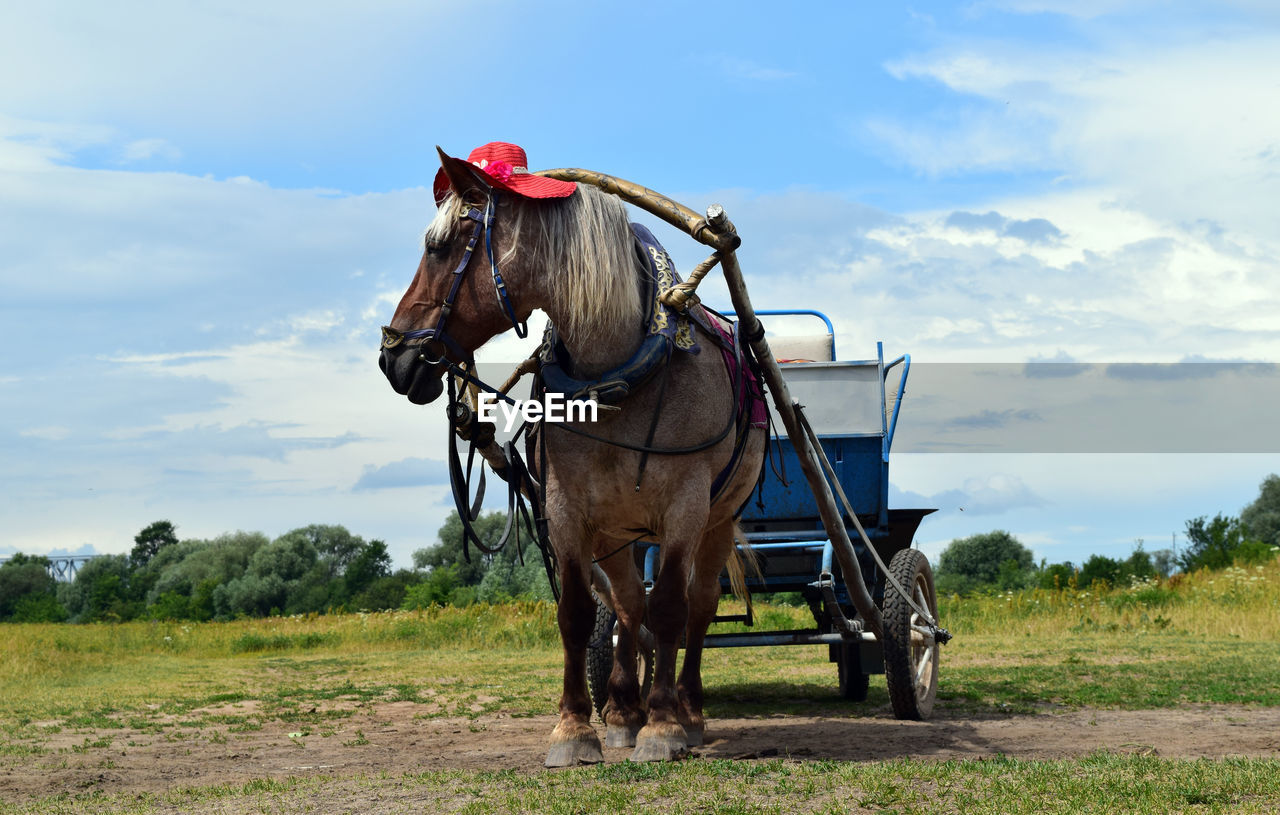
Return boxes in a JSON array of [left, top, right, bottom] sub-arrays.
[[836, 644, 870, 702], [586, 599, 614, 716], [585, 597, 654, 718], [882, 548, 940, 721]]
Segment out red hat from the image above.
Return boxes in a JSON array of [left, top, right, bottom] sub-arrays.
[[433, 142, 576, 205]]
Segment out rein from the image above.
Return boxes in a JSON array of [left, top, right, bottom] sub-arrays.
[[444, 372, 560, 600]]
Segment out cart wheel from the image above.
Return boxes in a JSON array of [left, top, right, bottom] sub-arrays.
[[836, 644, 870, 702], [586, 596, 653, 717], [883, 548, 939, 720]]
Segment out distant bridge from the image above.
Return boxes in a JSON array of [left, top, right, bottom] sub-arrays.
[[0, 554, 103, 582]]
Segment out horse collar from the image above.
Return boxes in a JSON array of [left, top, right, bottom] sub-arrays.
[[538, 224, 707, 406]]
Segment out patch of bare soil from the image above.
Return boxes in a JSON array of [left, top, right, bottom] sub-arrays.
[[2, 704, 1277, 803]]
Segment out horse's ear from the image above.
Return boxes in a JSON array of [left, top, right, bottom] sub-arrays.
[[436, 146, 492, 201]]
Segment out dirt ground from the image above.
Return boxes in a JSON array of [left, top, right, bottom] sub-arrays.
[[3, 703, 1279, 803]]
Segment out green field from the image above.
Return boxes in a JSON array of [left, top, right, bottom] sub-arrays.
[[2, 561, 1278, 813], [7, 756, 1279, 815]]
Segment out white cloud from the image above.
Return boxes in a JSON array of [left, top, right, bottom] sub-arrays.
[[897, 453, 1279, 563], [0, 131, 448, 563], [866, 108, 1054, 176], [662, 186, 1280, 364], [875, 35, 1280, 233], [118, 137, 182, 164], [0, 3, 469, 135], [5, 4, 1279, 571], [0, 115, 115, 171], [285, 310, 345, 335], [19, 426, 70, 441]]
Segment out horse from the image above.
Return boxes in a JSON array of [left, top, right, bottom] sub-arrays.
[[378, 143, 765, 766]]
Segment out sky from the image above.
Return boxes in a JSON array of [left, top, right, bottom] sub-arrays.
[[3, 1, 1279, 570]]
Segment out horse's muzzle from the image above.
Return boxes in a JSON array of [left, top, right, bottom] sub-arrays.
[[379, 346, 445, 405]]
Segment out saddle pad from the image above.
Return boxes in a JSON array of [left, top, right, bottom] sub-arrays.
[[709, 319, 768, 429]]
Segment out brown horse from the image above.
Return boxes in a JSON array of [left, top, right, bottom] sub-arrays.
[[379, 145, 764, 766]]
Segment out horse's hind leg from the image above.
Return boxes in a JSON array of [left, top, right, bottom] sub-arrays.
[[545, 550, 605, 768], [676, 519, 738, 747], [631, 506, 708, 762], [596, 544, 647, 748]]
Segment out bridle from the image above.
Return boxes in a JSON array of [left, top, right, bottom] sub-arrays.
[[377, 190, 557, 595], [379, 193, 527, 363]]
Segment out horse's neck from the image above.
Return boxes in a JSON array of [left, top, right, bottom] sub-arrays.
[[543, 304, 643, 376], [517, 209, 646, 376]]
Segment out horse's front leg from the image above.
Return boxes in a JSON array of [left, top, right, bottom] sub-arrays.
[[545, 551, 605, 768]]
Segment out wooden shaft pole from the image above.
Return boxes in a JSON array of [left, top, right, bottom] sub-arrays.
[[536, 168, 741, 253], [717, 244, 884, 637]]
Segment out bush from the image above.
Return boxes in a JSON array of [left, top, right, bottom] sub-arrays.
[[348, 570, 421, 612], [148, 591, 197, 621], [230, 632, 330, 653], [0, 554, 64, 622], [935, 572, 981, 596], [936, 531, 1035, 594], [1181, 514, 1244, 572], [1038, 562, 1076, 590], [57, 554, 143, 622], [1180, 514, 1270, 573], [145, 532, 267, 608], [1233, 538, 1280, 565], [402, 566, 475, 609], [1240, 474, 1280, 547], [11, 592, 69, 623]]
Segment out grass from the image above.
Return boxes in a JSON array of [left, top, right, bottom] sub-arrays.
[[1, 561, 1278, 729], [2, 754, 1279, 814], [1, 559, 1277, 812]]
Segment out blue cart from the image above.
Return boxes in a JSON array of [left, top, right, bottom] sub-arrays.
[[587, 311, 942, 720]]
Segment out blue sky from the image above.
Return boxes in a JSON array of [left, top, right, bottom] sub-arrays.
[[3, 1, 1279, 569]]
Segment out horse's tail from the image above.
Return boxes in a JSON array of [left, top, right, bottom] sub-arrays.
[[724, 521, 763, 609]]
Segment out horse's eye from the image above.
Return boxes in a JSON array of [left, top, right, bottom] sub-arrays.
[[426, 239, 448, 257]]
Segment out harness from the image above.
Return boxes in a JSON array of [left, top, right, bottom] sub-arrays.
[[381, 191, 766, 594]]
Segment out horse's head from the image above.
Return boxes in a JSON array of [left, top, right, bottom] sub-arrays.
[[379, 144, 576, 405]]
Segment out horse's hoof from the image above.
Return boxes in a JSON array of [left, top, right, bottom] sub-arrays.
[[545, 733, 604, 768], [605, 724, 642, 748], [630, 723, 689, 762], [685, 727, 704, 747], [631, 735, 688, 762]]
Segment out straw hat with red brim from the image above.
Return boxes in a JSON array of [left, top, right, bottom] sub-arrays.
[[433, 142, 576, 205]]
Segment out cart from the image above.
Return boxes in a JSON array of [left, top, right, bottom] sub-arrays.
[[587, 310, 943, 721]]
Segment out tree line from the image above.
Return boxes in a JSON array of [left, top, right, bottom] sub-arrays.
[[935, 474, 1280, 595], [4, 475, 1278, 621], [0, 514, 551, 624]]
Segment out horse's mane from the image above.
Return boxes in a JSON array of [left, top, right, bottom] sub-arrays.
[[427, 185, 644, 341]]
